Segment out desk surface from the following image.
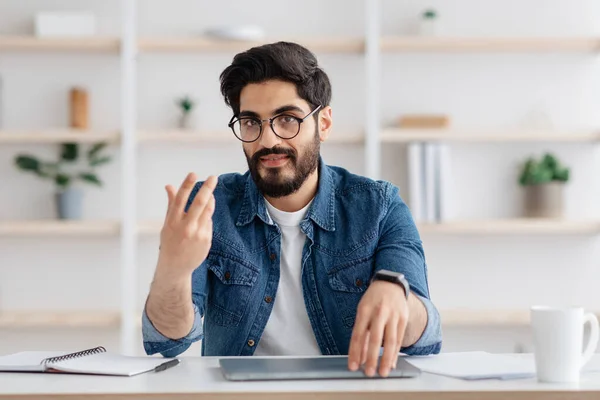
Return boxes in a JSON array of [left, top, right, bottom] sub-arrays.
[[2, 355, 600, 400]]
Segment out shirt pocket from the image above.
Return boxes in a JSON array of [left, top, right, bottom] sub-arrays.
[[327, 255, 375, 328], [206, 255, 259, 327]]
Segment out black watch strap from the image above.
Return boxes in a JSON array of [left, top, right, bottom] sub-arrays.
[[371, 269, 410, 299]]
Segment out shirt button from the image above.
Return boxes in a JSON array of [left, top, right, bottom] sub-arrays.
[[270, 253, 276, 261], [265, 296, 273, 304], [247, 339, 255, 347], [224, 271, 231, 281], [355, 278, 363, 287]]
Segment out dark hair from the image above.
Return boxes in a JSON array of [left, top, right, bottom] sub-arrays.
[[220, 41, 332, 116]]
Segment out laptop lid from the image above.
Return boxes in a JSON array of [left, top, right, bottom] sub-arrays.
[[219, 356, 421, 381]]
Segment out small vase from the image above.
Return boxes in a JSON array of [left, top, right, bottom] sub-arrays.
[[419, 18, 437, 36], [523, 182, 564, 218], [179, 113, 192, 130], [56, 187, 84, 220]]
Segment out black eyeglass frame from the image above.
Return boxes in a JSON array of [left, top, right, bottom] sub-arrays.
[[227, 105, 323, 143]]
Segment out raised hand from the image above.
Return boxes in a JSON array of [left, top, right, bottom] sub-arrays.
[[156, 173, 218, 278]]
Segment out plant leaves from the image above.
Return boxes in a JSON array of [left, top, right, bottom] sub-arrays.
[[90, 156, 111, 167], [88, 142, 107, 160], [61, 143, 78, 162], [55, 174, 70, 188], [15, 155, 40, 172], [79, 172, 102, 186]]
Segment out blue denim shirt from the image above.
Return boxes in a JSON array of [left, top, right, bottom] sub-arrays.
[[142, 159, 442, 357]]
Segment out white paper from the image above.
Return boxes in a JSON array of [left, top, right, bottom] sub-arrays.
[[405, 352, 536, 380], [0, 351, 69, 372], [52, 353, 173, 376]]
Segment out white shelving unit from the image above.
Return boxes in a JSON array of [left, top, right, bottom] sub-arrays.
[[380, 36, 600, 52], [138, 36, 364, 53], [0, 36, 120, 52], [3, 0, 600, 354], [0, 130, 120, 144], [381, 128, 600, 143], [0, 220, 120, 236]]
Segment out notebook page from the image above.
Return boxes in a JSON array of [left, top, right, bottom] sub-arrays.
[[52, 352, 176, 376], [0, 351, 70, 372]]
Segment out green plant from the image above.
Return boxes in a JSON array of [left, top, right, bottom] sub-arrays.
[[422, 9, 437, 19], [176, 95, 195, 114], [14, 142, 111, 191], [519, 152, 570, 186]]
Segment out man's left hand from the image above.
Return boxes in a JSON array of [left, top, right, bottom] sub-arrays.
[[347, 280, 409, 377]]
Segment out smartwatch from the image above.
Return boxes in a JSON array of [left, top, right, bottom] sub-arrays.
[[371, 269, 410, 299]]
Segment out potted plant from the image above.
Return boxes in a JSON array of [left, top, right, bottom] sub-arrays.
[[419, 8, 438, 36], [14, 142, 111, 220], [518, 153, 570, 218], [176, 95, 196, 129]]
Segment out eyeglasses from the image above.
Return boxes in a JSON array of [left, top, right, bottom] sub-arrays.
[[228, 105, 322, 143]]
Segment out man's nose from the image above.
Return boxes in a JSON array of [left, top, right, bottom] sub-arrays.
[[257, 122, 282, 149]]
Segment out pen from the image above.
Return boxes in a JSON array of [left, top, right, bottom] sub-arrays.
[[154, 358, 180, 373]]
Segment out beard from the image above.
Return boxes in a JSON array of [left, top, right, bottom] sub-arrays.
[[245, 130, 320, 198]]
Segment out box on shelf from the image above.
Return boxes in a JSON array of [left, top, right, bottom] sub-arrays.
[[34, 12, 96, 38], [398, 114, 450, 129]]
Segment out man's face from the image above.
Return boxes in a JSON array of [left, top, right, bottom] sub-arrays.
[[239, 80, 321, 198]]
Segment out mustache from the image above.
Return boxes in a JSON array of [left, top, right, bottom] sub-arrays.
[[251, 147, 297, 164]]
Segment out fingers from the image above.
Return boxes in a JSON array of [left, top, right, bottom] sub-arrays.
[[361, 331, 369, 366], [164, 185, 176, 219], [394, 313, 409, 369], [172, 172, 198, 218], [197, 195, 215, 228], [187, 176, 218, 221], [364, 307, 387, 377], [348, 305, 370, 371], [379, 318, 399, 377]]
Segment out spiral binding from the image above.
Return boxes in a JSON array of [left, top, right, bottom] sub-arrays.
[[40, 346, 106, 365]]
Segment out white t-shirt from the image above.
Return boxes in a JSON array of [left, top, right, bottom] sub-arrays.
[[254, 199, 321, 356]]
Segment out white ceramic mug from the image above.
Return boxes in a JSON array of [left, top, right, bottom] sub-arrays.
[[531, 306, 599, 383]]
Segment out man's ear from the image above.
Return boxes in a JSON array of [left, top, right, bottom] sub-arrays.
[[318, 106, 333, 142]]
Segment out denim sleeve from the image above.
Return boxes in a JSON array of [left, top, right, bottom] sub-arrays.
[[142, 302, 204, 357], [374, 182, 442, 356], [142, 181, 210, 358]]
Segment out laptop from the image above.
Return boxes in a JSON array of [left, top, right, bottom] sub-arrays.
[[219, 355, 421, 381]]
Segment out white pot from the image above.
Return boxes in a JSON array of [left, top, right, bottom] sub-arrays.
[[419, 19, 437, 36]]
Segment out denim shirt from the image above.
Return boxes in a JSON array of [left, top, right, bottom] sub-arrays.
[[142, 158, 442, 357]]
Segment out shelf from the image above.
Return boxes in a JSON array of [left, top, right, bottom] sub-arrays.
[[440, 310, 530, 326], [381, 128, 600, 143], [0, 311, 121, 328], [138, 220, 162, 236], [0, 130, 120, 144], [138, 130, 364, 144], [441, 309, 600, 327], [138, 37, 365, 53], [0, 220, 120, 237], [381, 37, 600, 52], [418, 219, 600, 235], [0, 36, 120, 52], [1, 309, 595, 329]]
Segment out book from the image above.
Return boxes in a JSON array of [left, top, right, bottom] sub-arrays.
[[0, 346, 179, 376]]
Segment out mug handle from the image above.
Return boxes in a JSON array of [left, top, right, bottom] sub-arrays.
[[580, 312, 599, 369]]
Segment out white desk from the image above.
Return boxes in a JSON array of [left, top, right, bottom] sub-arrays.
[[2, 355, 600, 400]]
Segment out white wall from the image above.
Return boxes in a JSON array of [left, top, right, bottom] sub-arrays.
[[1, 0, 600, 356]]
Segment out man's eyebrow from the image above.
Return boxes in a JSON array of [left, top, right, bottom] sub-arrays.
[[273, 105, 305, 115], [238, 110, 260, 118], [237, 105, 306, 119]]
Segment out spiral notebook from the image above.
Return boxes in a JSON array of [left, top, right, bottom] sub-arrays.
[[0, 346, 179, 376]]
